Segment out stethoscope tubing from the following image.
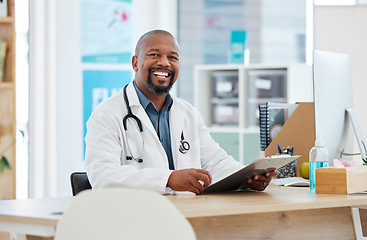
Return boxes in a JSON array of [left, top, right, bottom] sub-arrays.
[[123, 85, 144, 162], [122, 83, 190, 162]]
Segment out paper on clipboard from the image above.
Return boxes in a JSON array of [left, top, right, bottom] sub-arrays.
[[203, 155, 300, 194]]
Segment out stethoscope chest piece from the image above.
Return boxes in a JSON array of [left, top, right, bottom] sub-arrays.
[[179, 132, 190, 154]]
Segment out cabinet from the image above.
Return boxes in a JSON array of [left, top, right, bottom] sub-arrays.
[[0, 0, 15, 201], [194, 64, 312, 165]]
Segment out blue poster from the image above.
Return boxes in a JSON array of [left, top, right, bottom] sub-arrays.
[[81, 0, 132, 63], [83, 70, 132, 154]]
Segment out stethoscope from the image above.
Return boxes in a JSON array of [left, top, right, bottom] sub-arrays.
[[179, 132, 190, 154], [123, 84, 191, 163]]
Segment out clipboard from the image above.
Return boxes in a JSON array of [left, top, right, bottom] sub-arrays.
[[203, 155, 300, 194]]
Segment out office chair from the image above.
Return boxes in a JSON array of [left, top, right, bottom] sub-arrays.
[[70, 172, 92, 196], [54, 188, 197, 240]]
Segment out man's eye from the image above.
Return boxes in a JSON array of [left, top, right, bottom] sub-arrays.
[[149, 53, 158, 57], [169, 56, 179, 60]]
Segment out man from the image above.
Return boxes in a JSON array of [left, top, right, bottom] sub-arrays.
[[85, 30, 276, 195]]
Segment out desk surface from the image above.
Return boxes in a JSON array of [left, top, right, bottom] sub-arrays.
[[0, 196, 71, 227], [167, 184, 367, 218], [1, 185, 367, 226]]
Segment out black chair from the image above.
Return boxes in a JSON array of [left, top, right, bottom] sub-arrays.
[[70, 172, 92, 196]]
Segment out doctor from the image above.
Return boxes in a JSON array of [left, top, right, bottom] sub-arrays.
[[85, 30, 276, 195]]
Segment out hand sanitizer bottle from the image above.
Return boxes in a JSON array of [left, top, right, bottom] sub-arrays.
[[309, 134, 329, 192]]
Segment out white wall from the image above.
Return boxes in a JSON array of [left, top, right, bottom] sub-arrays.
[[314, 5, 367, 156], [29, 0, 59, 198], [56, 0, 84, 198]]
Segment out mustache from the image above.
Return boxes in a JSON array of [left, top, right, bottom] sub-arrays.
[[148, 67, 174, 75]]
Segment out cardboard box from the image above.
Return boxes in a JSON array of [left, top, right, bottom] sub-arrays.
[[316, 166, 367, 194]]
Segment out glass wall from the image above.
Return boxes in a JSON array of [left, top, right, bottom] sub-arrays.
[[177, 0, 307, 102]]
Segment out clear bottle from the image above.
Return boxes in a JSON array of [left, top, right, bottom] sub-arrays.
[[309, 134, 329, 192]]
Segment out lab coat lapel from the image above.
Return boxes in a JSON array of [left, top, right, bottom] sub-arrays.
[[170, 98, 187, 169]]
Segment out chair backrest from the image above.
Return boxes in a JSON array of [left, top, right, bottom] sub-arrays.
[[70, 172, 92, 196], [55, 188, 196, 240]]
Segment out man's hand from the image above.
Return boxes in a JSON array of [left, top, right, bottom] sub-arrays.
[[167, 169, 212, 195], [247, 170, 277, 191]]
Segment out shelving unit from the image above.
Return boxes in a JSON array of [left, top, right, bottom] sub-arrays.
[[0, 0, 15, 201], [194, 63, 312, 165]]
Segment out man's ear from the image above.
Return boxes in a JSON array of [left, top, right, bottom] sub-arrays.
[[132, 55, 138, 72]]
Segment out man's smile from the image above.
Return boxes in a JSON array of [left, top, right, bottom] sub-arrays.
[[152, 71, 170, 78], [150, 68, 173, 81]]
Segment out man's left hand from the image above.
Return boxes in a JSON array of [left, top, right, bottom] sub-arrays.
[[247, 170, 277, 191]]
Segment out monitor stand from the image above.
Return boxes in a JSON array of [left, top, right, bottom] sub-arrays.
[[343, 108, 367, 160]]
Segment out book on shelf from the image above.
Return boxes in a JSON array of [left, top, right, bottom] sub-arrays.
[[259, 102, 298, 151], [0, 0, 7, 17], [0, 39, 7, 82]]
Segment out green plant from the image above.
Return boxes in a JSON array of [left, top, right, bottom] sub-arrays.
[[0, 142, 13, 173], [0, 156, 11, 173], [363, 158, 367, 165]]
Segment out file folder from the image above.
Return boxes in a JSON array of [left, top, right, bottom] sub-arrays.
[[260, 102, 315, 177]]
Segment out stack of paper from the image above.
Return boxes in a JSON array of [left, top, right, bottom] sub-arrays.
[[271, 177, 309, 187]]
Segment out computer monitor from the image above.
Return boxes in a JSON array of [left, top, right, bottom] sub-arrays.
[[313, 50, 366, 164]]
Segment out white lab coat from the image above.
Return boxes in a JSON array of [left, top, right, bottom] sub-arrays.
[[85, 82, 244, 194]]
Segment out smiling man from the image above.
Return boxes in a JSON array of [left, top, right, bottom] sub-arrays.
[[132, 30, 179, 111], [84, 30, 276, 195]]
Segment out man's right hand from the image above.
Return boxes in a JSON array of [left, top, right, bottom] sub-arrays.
[[166, 169, 212, 195]]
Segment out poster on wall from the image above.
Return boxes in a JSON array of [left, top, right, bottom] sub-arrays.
[[83, 70, 132, 154], [81, 0, 132, 63]]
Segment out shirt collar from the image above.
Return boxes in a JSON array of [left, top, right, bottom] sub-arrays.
[[133, 81, 173, 112]]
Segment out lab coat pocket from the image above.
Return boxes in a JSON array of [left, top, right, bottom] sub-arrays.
[[176, 138, 201, 169]]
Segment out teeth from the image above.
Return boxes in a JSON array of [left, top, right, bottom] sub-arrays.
[[153, 71, 169, 77]]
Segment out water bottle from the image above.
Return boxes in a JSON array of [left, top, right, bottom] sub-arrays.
[[309, 134, 329, 192]]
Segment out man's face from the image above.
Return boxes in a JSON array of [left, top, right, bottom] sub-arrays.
[[132, 34, 180, 96]]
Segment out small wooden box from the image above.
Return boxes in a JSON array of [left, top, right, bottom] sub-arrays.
[[316, 166, 367, 194]]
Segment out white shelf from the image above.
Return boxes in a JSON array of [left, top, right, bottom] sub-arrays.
[[194, 63, 313, 164]]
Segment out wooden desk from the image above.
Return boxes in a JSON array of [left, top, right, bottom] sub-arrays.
[[167, 184, 367, 239], [1, 185, 367, 240]]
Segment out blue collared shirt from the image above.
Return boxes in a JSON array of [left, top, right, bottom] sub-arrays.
[[133, 81, 174, 170]]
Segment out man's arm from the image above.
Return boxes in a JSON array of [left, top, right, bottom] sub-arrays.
[[85, 105, 172, 194]]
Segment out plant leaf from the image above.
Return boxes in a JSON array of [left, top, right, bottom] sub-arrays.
[[2, 156, 11, 169], [0, 156, 11, 171]]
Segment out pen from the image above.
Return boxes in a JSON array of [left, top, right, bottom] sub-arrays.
[[277, 144, 282, 154]]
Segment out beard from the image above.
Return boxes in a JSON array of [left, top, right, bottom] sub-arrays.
[[146, 68, 175, 95]]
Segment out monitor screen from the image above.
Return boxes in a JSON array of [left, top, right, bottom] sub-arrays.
[[313, 50, 354, 163]]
